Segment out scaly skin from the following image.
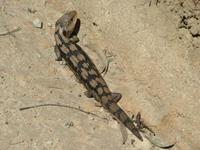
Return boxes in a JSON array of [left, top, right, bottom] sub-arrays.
[[54, 10, 143, 141]]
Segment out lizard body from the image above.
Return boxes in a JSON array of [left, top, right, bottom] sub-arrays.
[[54, 11, 143, 141]]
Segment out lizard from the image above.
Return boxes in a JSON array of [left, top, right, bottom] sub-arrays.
[[54, 10, 145, 142]]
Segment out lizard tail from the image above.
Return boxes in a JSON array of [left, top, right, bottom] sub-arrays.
[[108, 103, 143, 141]]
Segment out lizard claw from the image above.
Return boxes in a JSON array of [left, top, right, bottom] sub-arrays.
[[133, 113, 176, 149], [134, 112, 155, 136], [132, 127, 143, 141]]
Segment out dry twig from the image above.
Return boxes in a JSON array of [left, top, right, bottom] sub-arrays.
[[0, 27, 21, 36], [20, 103, 108, 121]]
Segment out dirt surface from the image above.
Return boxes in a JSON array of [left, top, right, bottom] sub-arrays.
[[0, 0, 200, 149]]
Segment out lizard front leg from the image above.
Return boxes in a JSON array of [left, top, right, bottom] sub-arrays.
[[54, 45, 62, 61]]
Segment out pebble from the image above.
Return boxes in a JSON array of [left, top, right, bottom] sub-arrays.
[[47, 23, 52, 27], [88, 116, 95, 120], [28, 8, 37, 13], [33, 18, 43, 29], [64, 121, 74, 128], [110, 120, 118, 129]]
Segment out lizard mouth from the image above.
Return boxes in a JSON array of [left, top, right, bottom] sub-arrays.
[[55, 10, 81, 39], [55, 10, 79, 38], [55, 10, 77, 29], [64, 10, 77, 32]]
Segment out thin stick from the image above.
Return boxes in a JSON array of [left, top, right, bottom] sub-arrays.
[[20, 103, 108, 121], [0, 27, 21, 36], [10, 140, 25, 145]]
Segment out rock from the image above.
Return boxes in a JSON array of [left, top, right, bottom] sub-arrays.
[[47, 22, 52, 27], [33, 18, 43, 29], [188, 17, 200, 37], [28, 8, 37, 13], [64, 121, 74, 128]]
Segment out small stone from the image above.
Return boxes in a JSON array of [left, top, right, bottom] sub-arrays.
[[64, 121, 74, 128], [28, 8, 37, 13], [33, 18, 43, 29], [1, 6, 5, 12], [131, 139, 135, 145], [190, 25, 200, 37], [110, 120, 118, 129], [99, 107, 104, 112], [47, 23, 52, 27], [88, 116, 95, 120], [92, 22, 98, 26]]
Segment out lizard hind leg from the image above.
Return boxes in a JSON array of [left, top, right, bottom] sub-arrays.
[[54, 45, 67, 65], [112, 115, 128, 144], [111, 93, 122, 103], [84, 91, 102, 107], [119, 121, 128, 144]]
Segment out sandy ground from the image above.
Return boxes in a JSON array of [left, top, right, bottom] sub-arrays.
[[0, 0, 200, 149]]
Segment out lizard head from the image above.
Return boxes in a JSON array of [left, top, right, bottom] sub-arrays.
[[55, 10, 78, 37]]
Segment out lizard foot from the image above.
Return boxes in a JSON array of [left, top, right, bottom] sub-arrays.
[[132, 112, 176, 149], [134, 112, 155, 135], [84, 91, 102, 107]]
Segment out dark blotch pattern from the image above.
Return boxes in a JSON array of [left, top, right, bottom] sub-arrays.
[[55, 31, 109, 98], [55, 24, 143, 141]]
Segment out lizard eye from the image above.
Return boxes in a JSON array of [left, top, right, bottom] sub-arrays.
[[63, 30, 67, 36]]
